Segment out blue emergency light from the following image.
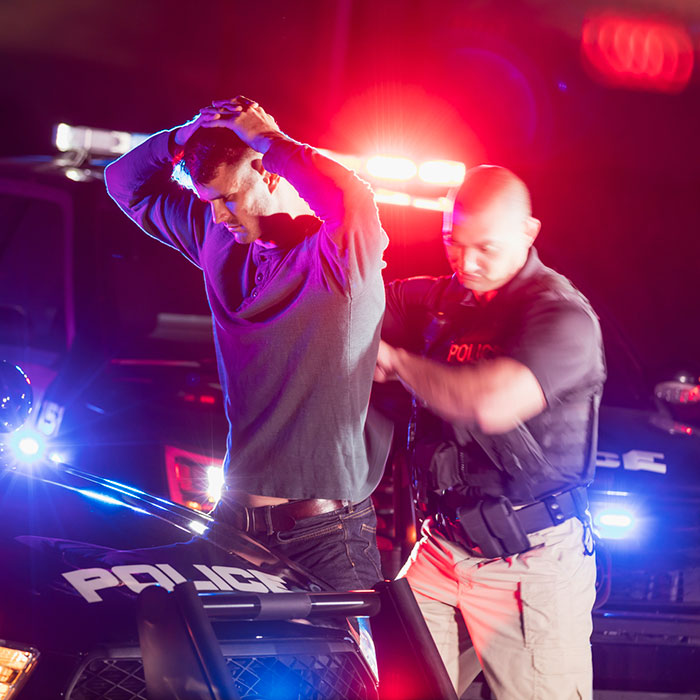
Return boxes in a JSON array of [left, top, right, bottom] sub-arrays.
[[592, 507, 637, 539], [8, 428, 46, 465]]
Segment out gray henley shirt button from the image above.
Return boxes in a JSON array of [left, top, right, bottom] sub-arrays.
[[251, 288, 258, 298], [256, 272, 264, 282]]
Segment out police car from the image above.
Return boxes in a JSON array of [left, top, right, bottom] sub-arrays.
[[586, 356, 700, 695], [0, 125, 230, 512], [0, 363, 385, 700]]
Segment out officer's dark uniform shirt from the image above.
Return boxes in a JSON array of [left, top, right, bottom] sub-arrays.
[[383, 249, 606, 507]]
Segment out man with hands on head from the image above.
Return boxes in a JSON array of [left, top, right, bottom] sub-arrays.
[[105, 96, 390, 591], [375, 165, 605, 699]]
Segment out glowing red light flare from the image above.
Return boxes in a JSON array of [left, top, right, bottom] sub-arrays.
[[366, 155, 417, 181], [581, 15, 693, 93], [418, 160, 467, 186], [413, 197, 450, 212], [680, 385, 700, 403], [373, 189, 412, 207]]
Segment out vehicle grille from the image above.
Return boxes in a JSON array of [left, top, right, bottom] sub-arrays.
[[70, 651, 376, 700], [226, 653, 371, 699], [609, 564, 700, 606], [69, 659, 147, 700]]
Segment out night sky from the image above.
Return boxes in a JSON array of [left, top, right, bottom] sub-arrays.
[[3, 0, 700, 379]]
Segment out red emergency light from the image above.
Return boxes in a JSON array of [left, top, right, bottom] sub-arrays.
[[581, 14, 694, 93]]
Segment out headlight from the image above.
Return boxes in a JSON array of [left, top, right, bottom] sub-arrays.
[[0, 642, 39, 699], [7, 429, 46, 465]]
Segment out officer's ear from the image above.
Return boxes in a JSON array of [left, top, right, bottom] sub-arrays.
[[524, 216, 541, 246], [251, 158, 280, 193]]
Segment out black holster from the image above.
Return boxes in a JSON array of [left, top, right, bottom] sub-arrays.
[[450, 496, 532, 559]]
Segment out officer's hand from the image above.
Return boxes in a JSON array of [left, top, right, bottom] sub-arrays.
[[374, 340, 398, 383], [198, 96, 283, 153]]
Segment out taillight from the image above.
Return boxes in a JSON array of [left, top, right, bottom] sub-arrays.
[[164, 445, 224, 513]]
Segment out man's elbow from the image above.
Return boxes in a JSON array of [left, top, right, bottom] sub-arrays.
[[103, 161, 119, 199], [103, 160, 133, 208]]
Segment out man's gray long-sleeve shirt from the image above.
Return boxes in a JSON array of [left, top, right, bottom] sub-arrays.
[[105, 130, 389, 502]]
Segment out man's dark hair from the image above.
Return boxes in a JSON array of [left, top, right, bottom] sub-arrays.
[[180, 127, 255, 185]]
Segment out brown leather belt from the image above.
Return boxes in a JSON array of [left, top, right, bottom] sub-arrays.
[[228, 498, 350, 535]]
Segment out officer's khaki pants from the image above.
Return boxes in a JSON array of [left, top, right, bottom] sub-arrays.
[[398, 517, 596, 700]]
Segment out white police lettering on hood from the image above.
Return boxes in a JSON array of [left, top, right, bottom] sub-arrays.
[[62, 563, 290, 603], [596, 449, 667, 474]]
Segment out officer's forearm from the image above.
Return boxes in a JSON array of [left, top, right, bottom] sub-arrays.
[[391, 349, 546, 434], [391, 348, 480, 425]]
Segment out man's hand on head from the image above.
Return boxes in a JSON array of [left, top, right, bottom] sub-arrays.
[[173, 111, 210, 147], [172, 96, 283, 152], [197, 96, 284, 154]]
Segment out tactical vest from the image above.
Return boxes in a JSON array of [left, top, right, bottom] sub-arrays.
[[409, 269, 603, 507]]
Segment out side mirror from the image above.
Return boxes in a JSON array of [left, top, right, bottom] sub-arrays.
[[0, 361, 33, 433]]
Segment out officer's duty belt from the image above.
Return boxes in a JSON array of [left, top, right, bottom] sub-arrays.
[[514, 485, 588, 534], [439, 486, 589, 559]]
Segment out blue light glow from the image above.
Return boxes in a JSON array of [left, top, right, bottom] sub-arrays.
[[593, 507, 636, 539], [18, 436, 40, 455], [188, 520, 207, 535], [599, 513, 632, 528], [102, 478, 149, 496], [9, 429, 46, 464], [76, 489, 148, 515]]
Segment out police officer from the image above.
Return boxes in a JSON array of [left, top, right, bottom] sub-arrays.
[[375, 165, 606, 699]]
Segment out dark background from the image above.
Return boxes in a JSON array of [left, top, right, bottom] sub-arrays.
[[2, 0, 699, 378]]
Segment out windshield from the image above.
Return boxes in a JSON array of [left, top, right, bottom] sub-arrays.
[[0, 191, 69, 353], [95, 188, 215, 361]]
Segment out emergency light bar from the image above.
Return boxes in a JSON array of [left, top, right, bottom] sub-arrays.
[[319, 150, 465, 211], [54, 123, 149, 157], [53, 123, 464, 211]]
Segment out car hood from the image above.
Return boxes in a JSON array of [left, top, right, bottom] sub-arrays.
[[0, 461, 322, 652]]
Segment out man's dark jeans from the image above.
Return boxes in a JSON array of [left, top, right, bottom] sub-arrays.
[[262, 497, 384, 591]]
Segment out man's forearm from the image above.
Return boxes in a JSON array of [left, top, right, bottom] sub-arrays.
[[104, 129, 175, 212], [262, 138, 368, 221], [173, 122, 280, 155]]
